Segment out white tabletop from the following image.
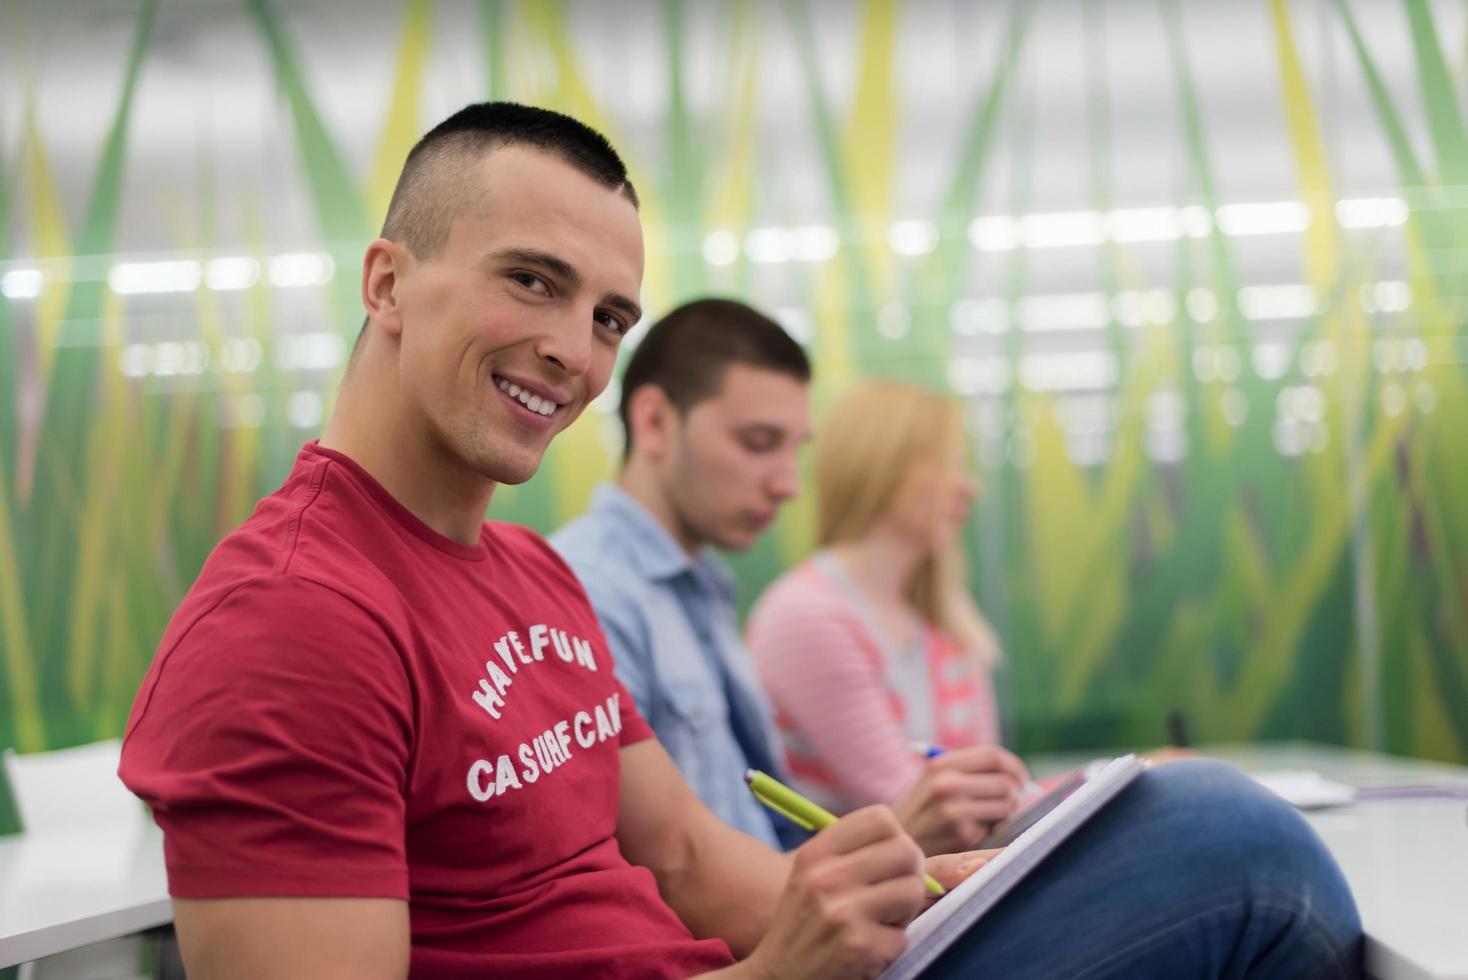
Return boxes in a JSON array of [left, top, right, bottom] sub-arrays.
[[0, 822, 170, 968], [2, 742, 1463, 975], [1034, 742, 1468, 980]]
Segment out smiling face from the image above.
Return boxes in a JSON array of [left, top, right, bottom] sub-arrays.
[[657, 364, 812, 553], [386, 145, 644, 485]]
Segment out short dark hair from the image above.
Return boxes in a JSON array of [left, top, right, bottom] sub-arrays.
[[618, 298, 811, 457], [380, 101, 638, 259], [355, 102, 637, 356]]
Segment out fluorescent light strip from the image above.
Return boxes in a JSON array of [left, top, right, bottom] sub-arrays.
[[268, 252, 334, 288], [1215, 201, 1311, 236], [2, 268, 44, 299], [888, 220, 939, 256], [206, 257, 260, 291], [109, 260, 202, 295]]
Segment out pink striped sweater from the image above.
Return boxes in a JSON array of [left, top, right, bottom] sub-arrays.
[[746, 556, 1001, 814]]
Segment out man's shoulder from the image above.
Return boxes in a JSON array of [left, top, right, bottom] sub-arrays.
[[549, 507, 627, 564], [550, 511, 651, 590]]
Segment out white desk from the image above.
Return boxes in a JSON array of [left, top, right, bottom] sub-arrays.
[[0, 822, 170, 968], [2, 742, 1463, 975], [1034, 742, 1468, 980]]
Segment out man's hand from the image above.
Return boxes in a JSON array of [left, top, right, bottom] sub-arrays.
[[736, 806, 927, 980], [894, 746, 1029, 855]]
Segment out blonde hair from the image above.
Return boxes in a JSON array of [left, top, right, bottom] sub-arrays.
[[814, 379, 1000, 665]]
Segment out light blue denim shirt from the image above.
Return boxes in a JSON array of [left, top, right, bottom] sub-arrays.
[[552, 483, 796, 849]]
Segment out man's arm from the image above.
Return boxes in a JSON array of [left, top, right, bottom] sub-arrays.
[[170, 898, 408, 980], [618, 740, 933, 980], [616, 738, 790, 956]]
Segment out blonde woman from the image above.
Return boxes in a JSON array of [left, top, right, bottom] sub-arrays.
[[747, 378, 1026, 855]]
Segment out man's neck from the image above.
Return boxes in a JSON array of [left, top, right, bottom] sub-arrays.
[[319, 358, 495, 546], [616, 459, 702, 557]]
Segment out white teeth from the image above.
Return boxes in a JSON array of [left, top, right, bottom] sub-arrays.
[[496, 377, 558, 417]]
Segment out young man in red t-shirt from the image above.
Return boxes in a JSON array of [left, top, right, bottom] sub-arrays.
[[121, 103, 1362, 979]]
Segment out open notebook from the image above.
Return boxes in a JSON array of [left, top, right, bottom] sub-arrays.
[[879, 754, 1145, 980]]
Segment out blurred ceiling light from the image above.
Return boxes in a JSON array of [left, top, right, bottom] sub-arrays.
[[219, 337, 263, 374], [205, 256, 260, 291], [1113, 289, 1176, 327], [1019, 350, 1117, 391], [288, 390, 325, 429], [1214, 201, 1311, 236], [1104, 207, 1182, 243], [152, 340, 210, 376], [1180, 206, 1214, 238], [2, 268, 44, 299], [949, 297, 1009, 336], [1335, 197, 1409, 229], [275, 331, 346, 371], [745, 227, 792, 264], [790, 224, 840, 262], [1020, 210, 1104, 248], [1019, 292, 1109, 332], [1146, 388, 1186, 429], [877, 302, 910, 339], [1272, 417, 1306, 456], [118, 343, 152, 378], [1238, 283, 1319, 320], [268, 252, 334, 287], [948, 355, 1011, 395], [1185, 287, 1218, 322], [1403, 338, 1428, 371], [888, 219, 939, 256], [1364, 280, 1411, 313], [702, 230, 741, 266], [1252, 341, 1293, 380], [968, 215, 1018, 251], [109, 260, 202, 295]]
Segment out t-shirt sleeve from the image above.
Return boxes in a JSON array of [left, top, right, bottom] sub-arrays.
[[748, 591, 923, 807], [120, 576, 414, 899]]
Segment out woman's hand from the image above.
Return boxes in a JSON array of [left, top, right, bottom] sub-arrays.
[[894, 746, 1029, 855]]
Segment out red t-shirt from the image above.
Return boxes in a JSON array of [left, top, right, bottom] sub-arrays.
[[120, 442, 735, 978]]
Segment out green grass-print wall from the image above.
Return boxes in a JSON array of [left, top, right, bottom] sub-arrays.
[[1, 0, 1466, 833]]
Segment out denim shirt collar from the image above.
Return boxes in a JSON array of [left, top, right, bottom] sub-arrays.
[[587, 483, 737, 600]]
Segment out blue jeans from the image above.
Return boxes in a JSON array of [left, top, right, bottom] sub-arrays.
[[927, 759, 1362, 978]]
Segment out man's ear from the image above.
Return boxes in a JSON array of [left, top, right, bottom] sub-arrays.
[[625, 384, 678, 461], [362, 238, 409, 336]]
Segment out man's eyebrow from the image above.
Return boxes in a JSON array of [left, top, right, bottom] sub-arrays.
[[491, 247, 641, 324], [491, 248, 582, 289], [605, 293, 643, 326]]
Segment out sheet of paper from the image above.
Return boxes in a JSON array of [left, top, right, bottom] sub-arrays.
[[1250, 770, 1357, 809]]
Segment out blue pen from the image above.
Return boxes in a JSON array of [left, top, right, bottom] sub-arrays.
[[911, 740, 1041, 796], [909, 740, 945, 759]]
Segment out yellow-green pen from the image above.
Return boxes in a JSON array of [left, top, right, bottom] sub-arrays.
[[744, 769, 945, 897]]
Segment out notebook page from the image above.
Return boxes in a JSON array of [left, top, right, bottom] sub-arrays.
[[879, 755, 1145, 980]]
